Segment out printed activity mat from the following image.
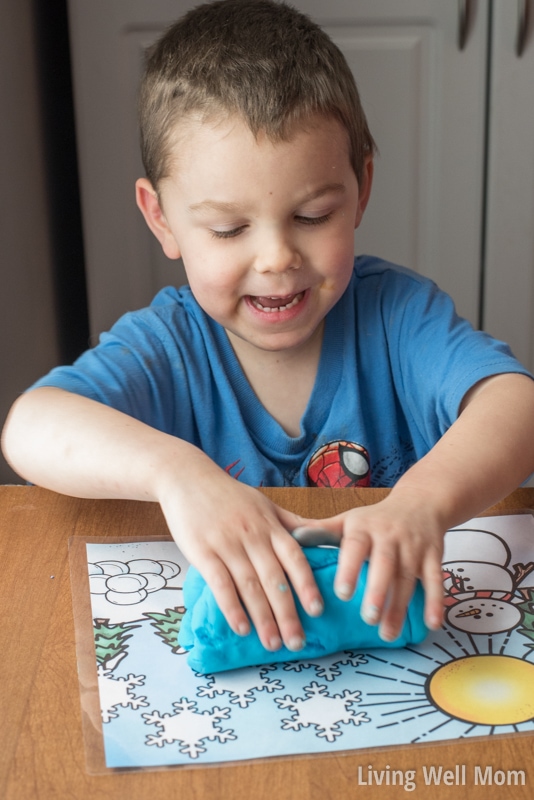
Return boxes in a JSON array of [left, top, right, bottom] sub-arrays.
[[70, 513, 534, 772]]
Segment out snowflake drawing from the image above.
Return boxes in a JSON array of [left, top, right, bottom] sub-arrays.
[[282, 651, 369, 681], [275, 681, 370, 742], [97, 666, 149, 723], [143, 699, 237, 759], [197, 666, 284, 707]]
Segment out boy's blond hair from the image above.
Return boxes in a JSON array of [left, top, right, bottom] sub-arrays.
[[139, 0, 375, 189]]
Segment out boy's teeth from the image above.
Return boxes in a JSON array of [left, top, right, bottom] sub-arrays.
[[252, 292, 303, 312]]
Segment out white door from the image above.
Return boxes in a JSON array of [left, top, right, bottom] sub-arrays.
[[483, 1, 534, 375], [68, 0, 489, 335]]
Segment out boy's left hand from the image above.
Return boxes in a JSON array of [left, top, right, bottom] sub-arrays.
[[308, 493, 445, 641]]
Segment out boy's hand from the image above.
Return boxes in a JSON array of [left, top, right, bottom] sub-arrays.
[[3, 388, 323, 654], [156, 467, 324, 653], [308, 493, 445, 641]]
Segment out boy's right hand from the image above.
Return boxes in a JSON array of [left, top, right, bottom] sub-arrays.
[[155, 458, 325, 653], [3, 387, 323, 651]]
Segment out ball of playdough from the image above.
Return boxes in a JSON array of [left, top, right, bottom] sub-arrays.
[[179, 547, 427, 674]]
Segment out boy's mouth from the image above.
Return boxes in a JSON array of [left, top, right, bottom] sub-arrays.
[[249, 292, 304, 312]]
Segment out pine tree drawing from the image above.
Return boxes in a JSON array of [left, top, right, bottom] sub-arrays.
[[146, 607, 186, 654], [516, 588, 534, 650], [94, 618, 140, 671]]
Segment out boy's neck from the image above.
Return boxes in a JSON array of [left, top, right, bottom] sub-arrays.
[[226, 323, 324, 438]]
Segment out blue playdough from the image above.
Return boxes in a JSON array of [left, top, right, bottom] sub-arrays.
[[179, 546, 428, 675]]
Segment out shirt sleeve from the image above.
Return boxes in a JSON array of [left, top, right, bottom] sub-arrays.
[[28, 301, 197, 437], [386, 273, 533, 447]]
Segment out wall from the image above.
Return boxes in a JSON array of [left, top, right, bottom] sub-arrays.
[[0, 1, 85, 482]]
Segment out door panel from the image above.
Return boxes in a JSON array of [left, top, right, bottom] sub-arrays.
[[483, 1, 534, 374], [68, 0, 488, 334]]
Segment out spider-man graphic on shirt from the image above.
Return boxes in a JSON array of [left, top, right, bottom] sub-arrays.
[[224, 439, 371, 487], [306, 440, 371, 488]]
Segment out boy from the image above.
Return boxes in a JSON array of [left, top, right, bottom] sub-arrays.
[[3, 0, 534, 654]]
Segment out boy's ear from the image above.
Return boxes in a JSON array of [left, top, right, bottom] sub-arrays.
[[135, 178, 181, 259], [354, 155, 374, 229]]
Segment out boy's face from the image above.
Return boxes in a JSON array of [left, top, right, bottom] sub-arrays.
[[137, 114, 372, 359]]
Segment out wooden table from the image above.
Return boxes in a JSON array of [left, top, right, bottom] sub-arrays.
[[2, 485, 534, 800]]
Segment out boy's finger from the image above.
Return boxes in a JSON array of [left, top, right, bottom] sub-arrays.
[[421, 550, 445, 630], [199, 555, 253, 638], [271, 532, 324, 618], [217, 540, 305, 652], [333, 530, 371, 602], [249, 528, 323, 651], [199, 547, 295, 651], [227, 556, 296, 651], [256, 576, 307, 653], [358, 542, 398, 625], [377, 569, 416, 642]]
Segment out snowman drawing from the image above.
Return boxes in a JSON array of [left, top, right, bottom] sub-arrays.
[[442, 528, 534, 635]]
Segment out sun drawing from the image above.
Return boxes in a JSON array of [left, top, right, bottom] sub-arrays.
[[428, 654, 534, 726], [357, 524, 534, 741]]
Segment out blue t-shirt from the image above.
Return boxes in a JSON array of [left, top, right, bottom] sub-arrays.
[[31, 256, 531, 487]]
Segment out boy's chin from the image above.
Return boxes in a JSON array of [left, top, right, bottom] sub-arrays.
[[225, 320, 325, 357]]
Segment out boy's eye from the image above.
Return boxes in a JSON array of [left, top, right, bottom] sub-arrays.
[[209, 212, 332, 238], [295, 213, 332, 226], [209, 226, 246, 239]]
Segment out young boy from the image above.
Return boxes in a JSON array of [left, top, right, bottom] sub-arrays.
[[3, 0, 534, 655]]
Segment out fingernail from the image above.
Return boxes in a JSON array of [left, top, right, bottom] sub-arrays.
[[335, 583, 353, 601], [361, 604, 380, 625], [309, 598, 324, 616], [379, 627, 399, 642], [268, 635, 282, 651], [237, 622, 250, 636], [287, 636, 306, 652]]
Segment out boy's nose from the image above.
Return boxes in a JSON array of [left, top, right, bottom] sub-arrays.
[[253, 233, 302, 274]]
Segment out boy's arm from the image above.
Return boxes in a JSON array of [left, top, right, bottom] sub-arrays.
[[315, 372, 534, 641], [1, 387, 324, 652]]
